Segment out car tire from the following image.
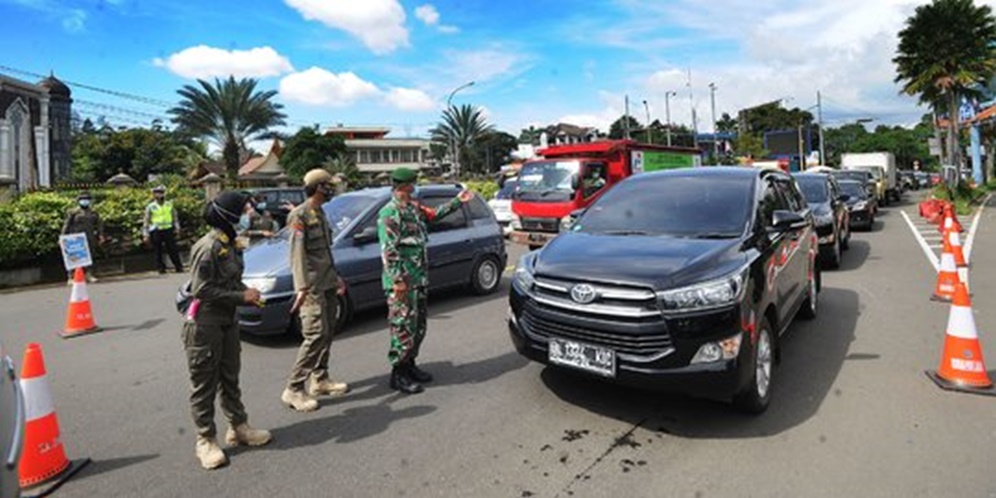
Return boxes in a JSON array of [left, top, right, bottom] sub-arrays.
[[333, 293, 351, 335], [470, 255, 502, 295], [827, 237, 841, 269], [798, 262, 818, 320], [733, 316, 774, 414], [841, 226, 850, 250]]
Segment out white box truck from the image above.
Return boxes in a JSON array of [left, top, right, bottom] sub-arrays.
[[841, 152, 898, 205]]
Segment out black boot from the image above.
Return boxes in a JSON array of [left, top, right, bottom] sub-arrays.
[[407, 361, 433, 383], [390, 365, 424, 394]]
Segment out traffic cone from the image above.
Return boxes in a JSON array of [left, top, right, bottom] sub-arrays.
[[937, 203, 965, 234], [947, 225, 969, 268], [62, 267, 100, 338], [931, 236, 960, 302], [18, 344, 90, 497], [926, 281, 996, 396]]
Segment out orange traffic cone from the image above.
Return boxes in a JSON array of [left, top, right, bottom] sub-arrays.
[[947, 225, 969, 268], [62, 267, 100, 338], [931, 236, 960, 302], [18, 344, 90, 497], [938, 203, 965, 234], [926, 281, 996, 396]]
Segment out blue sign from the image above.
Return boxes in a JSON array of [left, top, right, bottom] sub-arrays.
[[60, 233, 93, 270]]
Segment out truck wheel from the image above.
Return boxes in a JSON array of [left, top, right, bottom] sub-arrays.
[[734, 316, 774, 414]]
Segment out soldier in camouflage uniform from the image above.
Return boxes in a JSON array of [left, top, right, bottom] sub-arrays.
[[377, 167, 473, 394]]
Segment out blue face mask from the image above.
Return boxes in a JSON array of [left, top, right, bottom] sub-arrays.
[[256, 202, 268, 212], [79, 199, 91, 208]]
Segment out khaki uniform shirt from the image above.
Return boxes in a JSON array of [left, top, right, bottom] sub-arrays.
[[288, 202, 338, 293], [189, 229, 247, 325]]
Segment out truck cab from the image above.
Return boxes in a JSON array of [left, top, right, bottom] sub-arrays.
[[509, 140, 699, 249]]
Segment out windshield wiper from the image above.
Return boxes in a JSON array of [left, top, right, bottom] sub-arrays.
[[689, 232, 740, 239], [601, 230, 651, 236], [539, 188, 563, 197]]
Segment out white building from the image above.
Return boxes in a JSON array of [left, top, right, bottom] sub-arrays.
[[324, 126, 433, 173]]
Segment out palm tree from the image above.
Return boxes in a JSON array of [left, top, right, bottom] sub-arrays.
[[431, 104, 494, 177], [168, 77, 287, 179], [894, 0, 996, 166]]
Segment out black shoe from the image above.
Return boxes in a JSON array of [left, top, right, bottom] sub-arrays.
[[390, 366, 424, 394], [158, 269, 167, 275], [175, 268, 185, 274], [407, 362, 433, 383]]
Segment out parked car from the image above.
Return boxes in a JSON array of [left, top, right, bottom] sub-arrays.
[[247, 187, 307, 226], [232, 185, 507, 335], [898, 171, 920, 191], [509, 167, 819, 413], [830, 170, 876, 201], [914, 171, 931, 188], [488, 178, 517, 237], [838, 179, 876, 231], [1, 341, 24, 498], [794, 173, 850, 269]]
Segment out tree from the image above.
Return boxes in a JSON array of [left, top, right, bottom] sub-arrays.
[[70, 126, 207, 182], [430, 104, 494, 177], [742, 103, 813, 134], [715, 112, 738, 133], [326, 154, 363, 187], [465, 131, 518, 174], [518, 125, 544, 145], [733, 133, 768, 162], [608, 115, 642, 140], [280, 127, 348, 181], [168, 77, 287, 179], [894, 0, 996, 165]]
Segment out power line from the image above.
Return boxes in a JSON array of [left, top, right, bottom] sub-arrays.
[[74, 100, 170, 121], [0, 63, 176, 107]]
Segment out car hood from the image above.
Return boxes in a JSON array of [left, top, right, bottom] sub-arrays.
[[532, 232, 748, 291], [808, 202, 832, 217], [242, 235, 291, 277]]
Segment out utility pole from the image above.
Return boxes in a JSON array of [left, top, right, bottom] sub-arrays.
[[688, 69, 698, 149], [709, 83, 718, 162], [817, 91, 825, 166], [642, 100, 652, 144], [798, 123, 805, 171], [664, 91, 676, 146], [624, 95, 631, 140], [446, 81, 475, 178]]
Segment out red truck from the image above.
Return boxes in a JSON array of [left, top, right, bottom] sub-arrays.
[[509, 140, 701, 248]]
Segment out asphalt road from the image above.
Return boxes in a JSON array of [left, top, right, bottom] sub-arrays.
[[2, 194, 995, 498]]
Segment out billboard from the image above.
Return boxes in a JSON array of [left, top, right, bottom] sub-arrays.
[[631, 150, 698, 174]]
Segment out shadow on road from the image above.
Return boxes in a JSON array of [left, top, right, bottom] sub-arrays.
[[537, 287, 860, 439], [838, 239, 871, 272], [73, 454, 160, 481]]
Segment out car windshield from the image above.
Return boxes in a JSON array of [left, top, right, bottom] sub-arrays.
[[838, 181, 867, 199], [796, 176, 829, 203], [575, 174, 752, 237], [514, 161, 579, 202], [322, 193, 381, 233], [495, 180, 518, 200], [851, 166, 883, 179]]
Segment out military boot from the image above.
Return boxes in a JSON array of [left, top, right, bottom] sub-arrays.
[[281, 388, 319, 412], [406, 361, 433, 383], [308, 376, 350, 397], [225, 423, 273, 447], [195, 436, 228, 470], [390, 365, 424, 394]]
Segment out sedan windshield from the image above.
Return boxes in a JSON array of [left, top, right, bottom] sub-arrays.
[[515, 161, 579, 202], [838, 181, 867, 199], [576, 175, 752, 237], [322, 193, 381, 233], [796, 176, 829, 203]]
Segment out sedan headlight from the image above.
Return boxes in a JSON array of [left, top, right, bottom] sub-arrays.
[[657, 269, 746, 313], [243, 277, 277, 294], [853, 201, 868, 210], [560, 215, 574, 232], [814, 213, 834, 227], [512, 255, 535, 292]]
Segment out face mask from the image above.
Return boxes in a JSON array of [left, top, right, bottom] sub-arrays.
[[79, 199, 91, 208], [238, 214, 250, 231], [256, 202, 267, 212], [318, 184, 333, 200]]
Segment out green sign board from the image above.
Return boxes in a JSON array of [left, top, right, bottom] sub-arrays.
[[631, 150, 698, 174]]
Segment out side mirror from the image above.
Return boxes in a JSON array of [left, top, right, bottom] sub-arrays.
[[569, 208, 586, 220], [570, 174, 580, 191], [769, 210, 808, 233], [352, 226, 379, 244]]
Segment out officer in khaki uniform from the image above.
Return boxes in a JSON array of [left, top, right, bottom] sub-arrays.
[[281, 169, 349, 412], [184, 191, 272, 470]]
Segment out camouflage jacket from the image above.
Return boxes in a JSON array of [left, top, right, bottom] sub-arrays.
[[377, 196, 462, 291]]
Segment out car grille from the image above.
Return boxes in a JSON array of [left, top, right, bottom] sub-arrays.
[[521, 217, 560, 233]]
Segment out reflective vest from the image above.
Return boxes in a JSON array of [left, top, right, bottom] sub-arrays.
[[149, 201, 175, 230]]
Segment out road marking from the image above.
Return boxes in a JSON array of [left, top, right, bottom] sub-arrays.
[[902, 210, 940, 271], [963, 193, 990, 262]]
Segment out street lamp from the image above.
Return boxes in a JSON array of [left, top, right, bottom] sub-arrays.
[[446, 81, 475, 178], [664, 91, 677, 146], [642, 100, 652, 144], [708, 83, 718, 161]]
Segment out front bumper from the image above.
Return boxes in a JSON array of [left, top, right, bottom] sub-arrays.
[[848, 209, 872, 228], [237, 291, 295, 335], [507, 288, 754, 399], [510, 230, 558, 247]]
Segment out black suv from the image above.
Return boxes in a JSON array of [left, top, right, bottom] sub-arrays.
[[509, 167, 818, 413], [794, 173, 850, 269]]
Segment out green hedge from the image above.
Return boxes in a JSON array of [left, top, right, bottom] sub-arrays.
[[463, 180, 500, 200], [0, 186, 206, 269]]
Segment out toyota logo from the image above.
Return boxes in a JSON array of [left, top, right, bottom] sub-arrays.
[[570, 284, 597, 304]]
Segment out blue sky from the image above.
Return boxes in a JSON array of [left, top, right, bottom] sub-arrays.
[[0, 0, 954, 143]]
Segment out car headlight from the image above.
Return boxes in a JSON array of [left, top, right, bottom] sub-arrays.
[[512, 255, 536, 292], [657, 268, 746, 313], [814, 213, 834, 227], [560, 215, 574, 232], [854, 201, 868, 210], [243, 277, 277, 294], [691, 334, 743, 364], [511, 214, 522, 231]]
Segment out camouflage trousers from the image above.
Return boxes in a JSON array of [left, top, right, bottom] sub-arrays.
[[386, 287, 428, 366]]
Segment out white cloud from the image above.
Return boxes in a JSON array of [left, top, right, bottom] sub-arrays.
[[438, 25, 460, 34], [385, 87, 436, 111], [284, 0, 408, 54], [153, 46, 294, 79], [443, 46, 529, 85], [414, 4, 439, 25], [280, 67, 380, 107], [61, 9, 85, 32]]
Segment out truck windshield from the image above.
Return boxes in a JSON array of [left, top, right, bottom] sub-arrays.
[[514, 160, 579, 202], [851, 166, 883, 180], [575, 175, 752, 237]]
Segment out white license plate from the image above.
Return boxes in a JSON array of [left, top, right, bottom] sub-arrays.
[[548, 337, 616, 377]]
